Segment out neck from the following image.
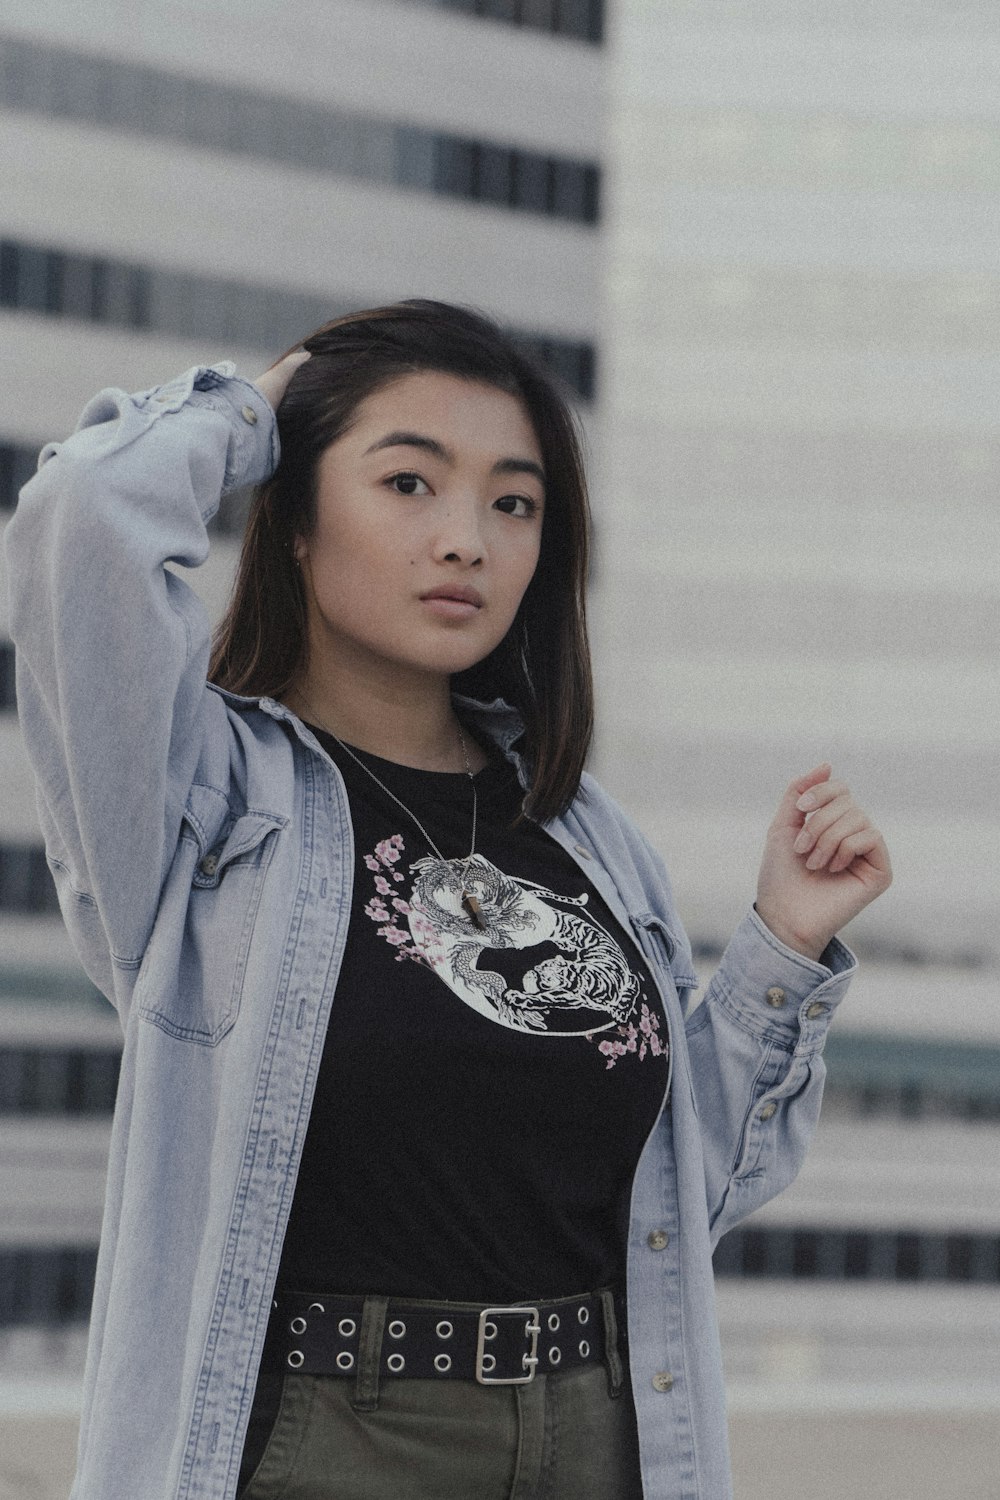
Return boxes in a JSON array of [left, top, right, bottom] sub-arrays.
[[284, 656, 489, 774]]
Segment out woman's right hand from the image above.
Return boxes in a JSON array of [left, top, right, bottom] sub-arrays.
[[253, 349, 311, 413]]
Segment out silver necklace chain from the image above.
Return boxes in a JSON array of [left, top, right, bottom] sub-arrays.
[[295, 692, 484, 926]]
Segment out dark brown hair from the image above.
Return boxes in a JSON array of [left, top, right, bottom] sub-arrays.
[[209, 299, 593, 822]]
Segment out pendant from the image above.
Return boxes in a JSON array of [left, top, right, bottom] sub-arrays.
[[462, 891, 486, 929]]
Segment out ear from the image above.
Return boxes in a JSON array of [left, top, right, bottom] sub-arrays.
[[293, 536, 308, 562]]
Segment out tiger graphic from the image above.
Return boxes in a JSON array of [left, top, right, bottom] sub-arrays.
[[405, 852, 639, 1035]]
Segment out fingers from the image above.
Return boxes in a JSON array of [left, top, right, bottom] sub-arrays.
[[796, 801, 870, 869], [252, 349, 311, 412], [790, 782, 850, 849], [771, 763, 832, 830], [791, 763, 832, 798], [828, 827, 886, 877], [793, 789, 891, 885]]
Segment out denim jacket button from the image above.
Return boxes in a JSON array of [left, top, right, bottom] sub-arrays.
[[573, 844, 591, 860], [759, 1101, 778, 1121], [199, 853, 219, 877], [652, 1371, 674, 1392], [648, 1230, 669, 1251], [805, 1001, 828, 1020], [240, 404, 259, 425], [765, 986, 787, 1008]]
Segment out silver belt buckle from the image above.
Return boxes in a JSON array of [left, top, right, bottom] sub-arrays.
[[475, 1305, 541, 1385]]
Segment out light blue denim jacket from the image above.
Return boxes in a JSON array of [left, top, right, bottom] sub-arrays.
[[5, 366, 856, 1500]]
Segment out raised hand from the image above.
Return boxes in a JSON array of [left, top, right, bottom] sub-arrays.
[[252, 348, 311, 413], [754, 764, 892, 962]]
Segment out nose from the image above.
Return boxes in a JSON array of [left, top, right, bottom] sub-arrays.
[[433, 500, 486, 567]]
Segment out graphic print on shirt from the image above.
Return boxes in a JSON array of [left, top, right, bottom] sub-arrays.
[[362, 836, 665, 1064]]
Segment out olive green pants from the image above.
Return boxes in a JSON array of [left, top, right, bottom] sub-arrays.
[[237, 1364, 643, 1500]]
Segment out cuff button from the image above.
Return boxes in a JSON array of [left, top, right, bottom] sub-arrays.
[[240, 404, 259, 425]]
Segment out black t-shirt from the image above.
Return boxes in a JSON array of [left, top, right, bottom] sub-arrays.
[[276, 727, 670, 1303]]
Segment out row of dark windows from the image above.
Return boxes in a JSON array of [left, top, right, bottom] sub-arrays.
[[427, 0, 603, 43], [1, 1046, 120, 1115], [6, 1225, 1000, 1328], [0, 238, 597, 402], [5, 1037, 1000, 1129], [0, 36, 600, 224], [713, 1225, 1000, 1286], [839, 1083, 1000, 1125]]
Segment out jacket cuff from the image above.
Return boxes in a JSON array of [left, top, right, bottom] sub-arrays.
[[130, 364, 279, 493], [709, 906, 857, 1056]]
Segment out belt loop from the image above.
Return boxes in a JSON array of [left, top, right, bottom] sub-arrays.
[[599, 1289, 625, 1399], [351, 1295, 388, 1412]]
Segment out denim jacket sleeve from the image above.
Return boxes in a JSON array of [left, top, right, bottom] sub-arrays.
[[3, 364, 278, 1008], [684, 905, 856, 1245]]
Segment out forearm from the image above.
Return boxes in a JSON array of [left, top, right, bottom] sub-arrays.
[[4, 364, 276, 971], [685, 906, 856, 1241]]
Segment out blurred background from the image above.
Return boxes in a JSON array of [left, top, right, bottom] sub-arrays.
[[0, 2, 998, 1497]]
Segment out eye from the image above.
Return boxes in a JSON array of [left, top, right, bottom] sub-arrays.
[[494, 494, 540, 518], [387, 471, 430, 496]]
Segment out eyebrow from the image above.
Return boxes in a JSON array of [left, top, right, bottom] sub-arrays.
[[363, 430, 546, 488]]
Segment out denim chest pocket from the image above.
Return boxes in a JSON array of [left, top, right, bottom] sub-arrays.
[[137, 803, 287, 1046], [630, 911, 697, 995]]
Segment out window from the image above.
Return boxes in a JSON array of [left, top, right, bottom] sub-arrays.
[[0, 844, 61, 915], [0, 642, 15, 711], [0, 442, 38, 512], [0, 1246, 98, 1326]]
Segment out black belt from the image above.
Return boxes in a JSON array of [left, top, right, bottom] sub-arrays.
[[263, 1289, 615, 1386]]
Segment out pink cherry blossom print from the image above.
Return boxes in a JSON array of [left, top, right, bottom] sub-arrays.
[[589, 997, 667, 1069], [375, 836, 402, 866]]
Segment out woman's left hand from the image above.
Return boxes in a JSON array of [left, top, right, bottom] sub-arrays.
[[754, 764, 892, 962]]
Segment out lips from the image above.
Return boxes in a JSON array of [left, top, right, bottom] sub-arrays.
[[419, 585, 483, 608]]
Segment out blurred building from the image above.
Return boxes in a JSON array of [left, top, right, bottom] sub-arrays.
[[0, 0, 603, 1334], [2, 3, 1000, 1496], [592, 3, 1000, 1488]]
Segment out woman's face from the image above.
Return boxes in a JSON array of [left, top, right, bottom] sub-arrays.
[[294, 370, 546, 686]]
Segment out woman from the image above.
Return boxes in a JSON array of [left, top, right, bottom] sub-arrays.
[[5, 301, 890, 1500]]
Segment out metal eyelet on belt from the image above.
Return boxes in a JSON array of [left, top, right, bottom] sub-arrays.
[[548, 1346, 562, 1366], [577, 1306, 590, 1324], [386, 1353, 405, 1373], [434, 1353, 452, 1373], [287, 1350, 304, 1369], [436, 1320, 453, 1339], [388, 1320, 406, 1339], [579, 1339, 590, 1358], [547, 1313, 561, 1332], [289, 1316, 307, 1335], [336, 1351, 354, 1371], [338, 1318, 356, 1337]]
